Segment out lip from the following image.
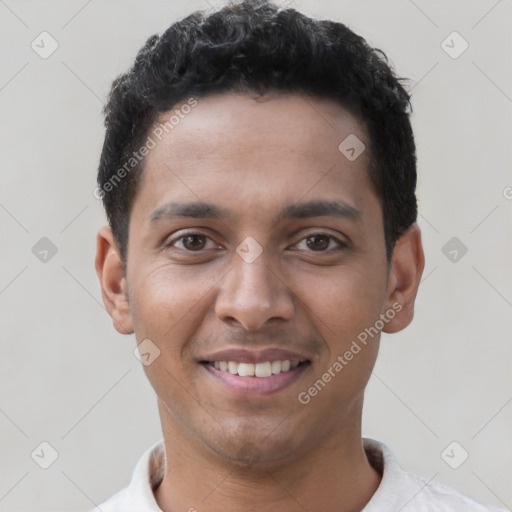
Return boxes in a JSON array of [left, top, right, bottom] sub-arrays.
[[201, 360, 311, 396], [199, 347, 310, 364]]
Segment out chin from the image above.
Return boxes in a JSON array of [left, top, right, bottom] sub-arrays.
[[202, 427, 302, 467]]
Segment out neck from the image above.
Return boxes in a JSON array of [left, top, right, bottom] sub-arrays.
[[154, 404, 381, 512]]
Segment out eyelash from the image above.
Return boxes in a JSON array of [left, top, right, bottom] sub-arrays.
[[165, 231, 347, 253]]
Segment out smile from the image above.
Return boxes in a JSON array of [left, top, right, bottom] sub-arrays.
[[201, 359, 311, 396], [204, 360, 308, 377]]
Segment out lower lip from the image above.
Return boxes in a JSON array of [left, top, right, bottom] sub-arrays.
[[201, 362, 311, 396]]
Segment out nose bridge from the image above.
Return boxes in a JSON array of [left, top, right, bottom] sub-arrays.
[[232, 253, 274, 304], [215, 246, 294, 330]]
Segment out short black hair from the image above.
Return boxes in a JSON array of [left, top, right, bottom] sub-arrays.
[[97, 0, 417, 268]]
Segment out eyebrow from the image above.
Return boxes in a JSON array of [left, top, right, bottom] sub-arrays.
[[149, 199, 362, 227]]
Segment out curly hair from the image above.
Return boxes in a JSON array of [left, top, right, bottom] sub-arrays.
[[97, 0, 417, 267]]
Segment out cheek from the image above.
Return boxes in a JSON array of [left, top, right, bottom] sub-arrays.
[[128, 268, 213, 411], [296, 269, 382, 415], [295, 264, 386, 340], [290, 262, 386, 403], [128, 265, 214, 353]]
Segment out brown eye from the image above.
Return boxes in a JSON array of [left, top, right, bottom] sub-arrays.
[[293, 232, 347, 253], [164, 231, 224, 258], [305, 235, 331, 251], [180, 234, 207, 251]]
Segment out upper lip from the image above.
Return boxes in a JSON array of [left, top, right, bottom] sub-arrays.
[[200, 348, 310, 364]]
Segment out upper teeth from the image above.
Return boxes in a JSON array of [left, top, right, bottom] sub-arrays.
[[211, 360, 299, 377]]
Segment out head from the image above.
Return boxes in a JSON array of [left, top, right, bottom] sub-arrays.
[[96, 0, 424, 466]]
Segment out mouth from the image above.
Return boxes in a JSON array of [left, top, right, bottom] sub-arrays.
[[201, 359, 310, 378], [199, 350, 312, 396]]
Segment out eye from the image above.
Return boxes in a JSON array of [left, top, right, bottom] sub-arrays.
[[165, 232, 219, 252], [294, 233, 347, 252]]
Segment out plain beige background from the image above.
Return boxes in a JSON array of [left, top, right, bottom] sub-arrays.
[[0, 0, 511, 510]]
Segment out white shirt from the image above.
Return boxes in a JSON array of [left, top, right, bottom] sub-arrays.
[[91, 438, 506, 512]]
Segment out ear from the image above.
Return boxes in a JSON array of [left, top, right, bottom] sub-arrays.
[[95, 225, 134, 335], [382, 223, 425, 334]]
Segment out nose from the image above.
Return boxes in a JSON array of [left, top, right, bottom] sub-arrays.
[[215, 249, 295, 331]]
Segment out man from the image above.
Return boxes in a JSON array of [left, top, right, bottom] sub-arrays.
[[93, 1, 505, 510]]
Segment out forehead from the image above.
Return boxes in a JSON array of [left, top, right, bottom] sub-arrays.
[[134, 92, 377, 225], [149, 92, 367, 167]]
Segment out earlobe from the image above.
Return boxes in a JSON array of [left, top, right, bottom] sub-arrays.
[[382, 223, 425, 334], [95, 226, 134, 335]]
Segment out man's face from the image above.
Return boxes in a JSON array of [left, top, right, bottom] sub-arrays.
[[114, 92, 399, 464]]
